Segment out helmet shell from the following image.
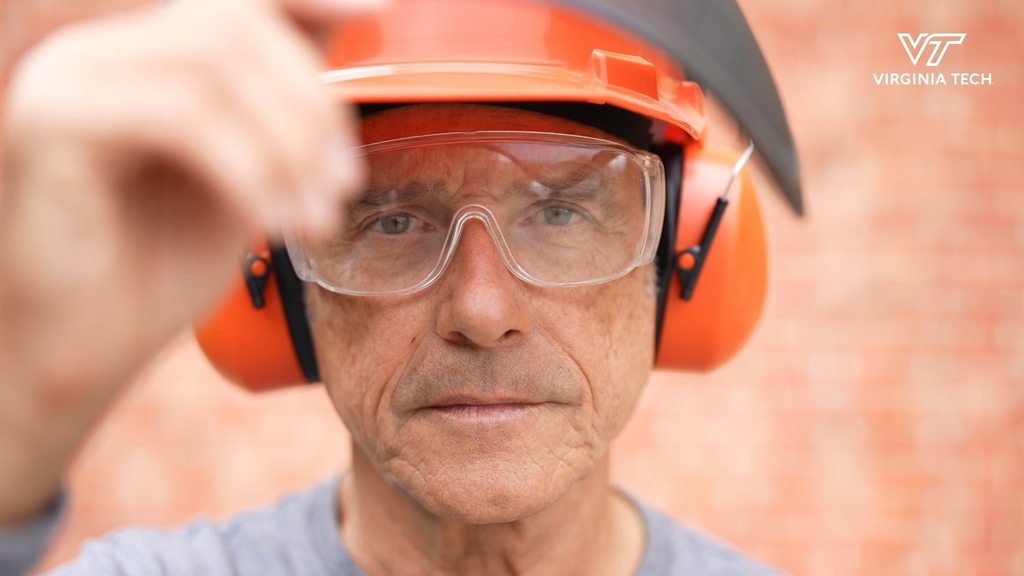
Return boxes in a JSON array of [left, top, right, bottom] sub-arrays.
[[322, 0, 706, 142]]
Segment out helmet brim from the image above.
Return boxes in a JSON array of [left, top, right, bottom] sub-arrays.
[[322, 63, 705, 143]]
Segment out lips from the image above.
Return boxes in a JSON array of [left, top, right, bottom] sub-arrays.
[[421, 400, 547, 426], [426, 393, 544, 409], [388, 343, 583, 417], [415, 386, 558, 418], [421, 394, 549, 424]]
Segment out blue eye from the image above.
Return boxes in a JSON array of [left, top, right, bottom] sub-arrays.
[[378, 214, 412, 234], [542, 206, 574, 225]]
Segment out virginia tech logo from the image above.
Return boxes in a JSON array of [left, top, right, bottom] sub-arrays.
[[873, 32, 991, 86], [898, 33, 966, 66]]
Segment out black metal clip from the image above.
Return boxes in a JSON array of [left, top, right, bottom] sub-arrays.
[[674, 196, 729, 301], [242, 252, 271, 309]]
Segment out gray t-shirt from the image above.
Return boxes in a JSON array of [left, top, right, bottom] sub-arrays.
[[45, 478, 782, 575]]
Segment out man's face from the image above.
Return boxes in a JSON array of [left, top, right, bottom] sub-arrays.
[[307, 104, 655, 524]]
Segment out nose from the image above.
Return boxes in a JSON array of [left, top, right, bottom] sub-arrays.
[[434, 218, 533, 348]]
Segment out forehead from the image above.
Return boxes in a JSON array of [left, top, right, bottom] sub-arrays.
[[359, 103, 631, 145]]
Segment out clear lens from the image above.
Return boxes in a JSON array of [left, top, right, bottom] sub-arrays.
[[286, 131, 665, 295]]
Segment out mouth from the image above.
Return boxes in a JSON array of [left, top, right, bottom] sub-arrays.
[[421, 395, 549, 423]]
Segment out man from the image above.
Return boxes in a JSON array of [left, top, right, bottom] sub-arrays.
[[1, 0, 792, 573]]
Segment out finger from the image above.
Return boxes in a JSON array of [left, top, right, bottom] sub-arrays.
[[278, 0, 391, 39], [164, 0, 368, 235], [208, 2, 364, 235], [16, 21, 289, 235]]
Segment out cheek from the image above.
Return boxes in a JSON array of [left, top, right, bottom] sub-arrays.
[[543, 267, 656, 441], [305, 287, 426, 450]]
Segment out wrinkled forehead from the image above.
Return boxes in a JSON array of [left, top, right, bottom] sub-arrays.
[[361, 141, 626, 205], [359, 103, 635, 145], [357, 104, 642, 202]]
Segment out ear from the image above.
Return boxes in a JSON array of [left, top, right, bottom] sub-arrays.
[[194, 241, 316, 391], [654, 144, 768, 371]]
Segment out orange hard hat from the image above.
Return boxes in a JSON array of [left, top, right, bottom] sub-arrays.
[[195, 0, 771, 389], [321, 0, 706, 142]]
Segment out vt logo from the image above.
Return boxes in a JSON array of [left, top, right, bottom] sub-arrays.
[[898, 33, 966, 66]]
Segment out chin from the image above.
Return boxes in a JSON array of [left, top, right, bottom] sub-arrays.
[[388, 452, 591, 525]]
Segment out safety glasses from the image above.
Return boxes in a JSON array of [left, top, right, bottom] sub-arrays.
[[284, 131, 665, 296]]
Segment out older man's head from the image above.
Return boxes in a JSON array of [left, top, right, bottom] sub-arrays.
[[302, 103, 660, 523]]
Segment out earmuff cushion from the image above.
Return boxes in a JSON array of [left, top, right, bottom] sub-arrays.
[[268, 246, 320, 382], [651, 143, 684, 348]]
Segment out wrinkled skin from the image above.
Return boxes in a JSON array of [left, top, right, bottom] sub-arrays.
[[308, 104, 656, 575]]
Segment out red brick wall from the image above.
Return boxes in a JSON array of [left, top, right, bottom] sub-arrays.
[[6, 0, 1023, 574]]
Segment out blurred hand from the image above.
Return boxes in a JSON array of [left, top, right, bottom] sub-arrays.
[[0, 0, 380, 525]]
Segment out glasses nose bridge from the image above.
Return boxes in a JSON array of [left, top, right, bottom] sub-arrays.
[[441, 203, 520, 280]]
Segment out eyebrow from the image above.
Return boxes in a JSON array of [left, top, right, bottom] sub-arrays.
[[508, 175, 607, 202], [352, 155, 618, 209], [352, 181, 450, 209]]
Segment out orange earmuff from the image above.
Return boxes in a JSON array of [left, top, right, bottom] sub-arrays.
[[194, 241, 313, 391], [194, 143, 767, 390], [653, 144, 767, 371]]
